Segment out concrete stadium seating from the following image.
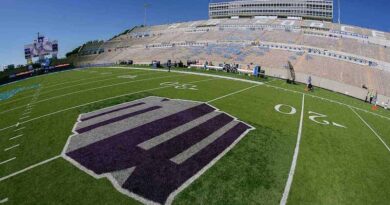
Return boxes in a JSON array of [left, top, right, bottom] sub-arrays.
[[72, 18, 390, 103]]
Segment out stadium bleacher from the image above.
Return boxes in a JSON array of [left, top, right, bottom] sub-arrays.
[[70, 18, 390, 102]]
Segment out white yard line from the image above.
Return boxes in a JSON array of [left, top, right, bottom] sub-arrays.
[[14, 127, 25, 132], [0, 125, 17, 132], [4, 144, 20, 152], [265, 84, 390, 122], [0, 70, 150, 107], [0, 158, 16, 166], [0, 67, 388, 135], [280, 94, 305, 205], [0, 77, 216, 132], [115, 66, 265, 86], [22, 111, 31, 116], [0, 198, 8, 203], [9, 135, 23, 141], [206, 79, 275, 103], [350, 107, 390, 153], [0, 155, 61, 182], [0, 74, 183, 114], [120, 67, 390, 121], [207, 84, 260, 103]]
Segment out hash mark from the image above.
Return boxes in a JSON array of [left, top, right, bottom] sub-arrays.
[[19, 116, 29, 120], [14, 127, 26, 132], [4, 144, 20, 152], [9, 134, 23, 141], [0, 198, 8, 203], [0, 158, 16, 166]]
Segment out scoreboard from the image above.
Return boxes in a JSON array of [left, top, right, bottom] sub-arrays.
[[24, 34, 58, 61]]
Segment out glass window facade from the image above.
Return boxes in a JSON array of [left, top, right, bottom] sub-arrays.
[[209, 0, 333, 21]]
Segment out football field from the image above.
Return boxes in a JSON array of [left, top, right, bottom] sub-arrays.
[[0, 67, 389, 205]]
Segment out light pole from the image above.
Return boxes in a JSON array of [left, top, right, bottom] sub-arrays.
[[144, 3, 151, 26], [338, 0, 341, 24]]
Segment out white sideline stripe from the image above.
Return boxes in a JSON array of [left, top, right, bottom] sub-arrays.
[[0, 74, 183, 114], [0, 77, 216, 132], [0, 70, 148, 108], [280, 94, 305, 205], [9, 135, 23, 140], [4, 144, 20, 152], [206, 80, 274, 104], [0, 198, 8, 203], [0, 70, 149, 107], [1, 66, 389, 132], [207, 84, 260, 103], [14, 127, 25, 132], [0, 155, 61, 182], [266, 84, 390, 122], [120, 67, 390, 122], [113, 66, 265, 86], [0, 67, 138, 90], [1, 125, 16, 132], [350, 107, 390, 153], [0, 158, 16, 166]]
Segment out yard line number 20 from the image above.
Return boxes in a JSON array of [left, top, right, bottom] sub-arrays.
[[274, 104, 346, 128]]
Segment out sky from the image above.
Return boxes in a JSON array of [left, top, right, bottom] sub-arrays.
[[0, 0, 389, 67]]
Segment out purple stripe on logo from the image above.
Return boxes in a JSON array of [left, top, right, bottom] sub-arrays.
[[145, 113, 233, 160], [81, 102, 145, 121], [67, 104, 215, 174], [76, 106, 161, 133], [122, 122, 250, 204]]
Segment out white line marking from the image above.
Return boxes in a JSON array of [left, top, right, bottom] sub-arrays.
[[9, 134, 23, 141], [1, 67, 388, 134], [280, 94, 305, 205], [267, 84, 390, 122], [0, 125, 16, 132], [207, 84, 260, 103], [14, 127, 26, 132], [19, 116, 29, 120], [332, 122, 347, 128], [350, 107, 390, 153], [0, 155, 61, 182], [120, 67, 390, 122], [22, 111, 31, 116], [4, 144, 20, 152], [0, 78, 218, 185], [205, 79, 274, 104], [0, 198, 8, 203], [0, 74, 183, 114], [115, 66, 264, 86], [0, 78, 216, 132], [0, 70, 150, 107], [0, 158, 16, 166]]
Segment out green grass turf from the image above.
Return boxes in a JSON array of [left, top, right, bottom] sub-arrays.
[[0, 67, 389, 205], [267, 79, 390, 119], [288, 96, 390, 205], [122, 65, 390, 119]]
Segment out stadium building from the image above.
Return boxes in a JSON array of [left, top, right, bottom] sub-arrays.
[[70, 0, 390, 105], [209, 0, 333, 21]]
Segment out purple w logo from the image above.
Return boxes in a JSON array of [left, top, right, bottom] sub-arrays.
[[63, 96, 253, 204]]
